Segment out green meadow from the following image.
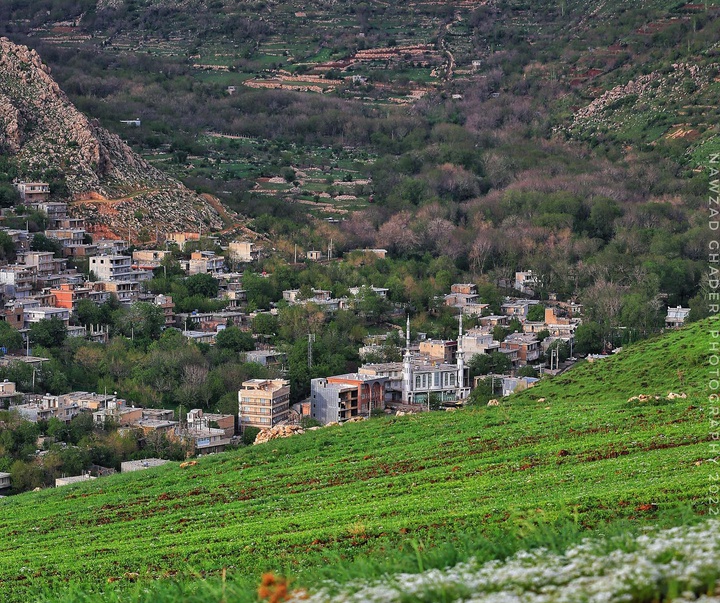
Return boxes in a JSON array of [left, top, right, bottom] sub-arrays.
[[0, 319, 712, 602]]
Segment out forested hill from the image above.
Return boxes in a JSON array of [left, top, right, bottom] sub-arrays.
[[0, 0, 716, 313]]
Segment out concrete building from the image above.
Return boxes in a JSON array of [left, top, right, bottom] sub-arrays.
[[229, 241, 259, 263], [186, 408, 235, 438], [418, 339, 457, 363], [55, 473, 96, 487], [514, 270, 539, 295], [154, 294, 175, 327], [24, 306, 70, 327], [666, 306, 691, 328], [89, 255, 134, 281], [49, 283, 92, 311], [310, 373, 387, 424], [0, 472, 10, 491], [500, 333, 542, 365], [132, 250, 170, 271], [462, 328, 500, 357], [120, 458, 171, 472], [187, 251, 224, 275], [14, 182, 50, 203], [238, 378, 290, 432]]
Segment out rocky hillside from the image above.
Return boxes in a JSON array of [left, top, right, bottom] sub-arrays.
[[0, 37, 223, 238]]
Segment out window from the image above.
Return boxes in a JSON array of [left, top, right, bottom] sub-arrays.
[[415, 376, 421, 389]]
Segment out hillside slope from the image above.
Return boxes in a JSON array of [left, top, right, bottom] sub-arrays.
[[0, 320, 711, 602], [0, 37, 223, 237]]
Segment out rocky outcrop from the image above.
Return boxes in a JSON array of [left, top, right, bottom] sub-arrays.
[[0, 37, 223, 237]]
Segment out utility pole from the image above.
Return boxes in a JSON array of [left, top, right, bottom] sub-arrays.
[[307, 333, 315, 369]]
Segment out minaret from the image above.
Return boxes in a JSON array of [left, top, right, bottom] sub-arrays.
[[402, 315, 412, 403], [457, 312, 466, 399]]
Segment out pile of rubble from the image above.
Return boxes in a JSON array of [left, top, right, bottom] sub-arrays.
[[253, 424, 305, 445]]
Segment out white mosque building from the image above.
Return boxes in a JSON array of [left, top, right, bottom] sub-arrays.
[[402, 315, 470, 405]]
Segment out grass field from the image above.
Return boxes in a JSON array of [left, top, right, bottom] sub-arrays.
[[0, 319, 713, 602]]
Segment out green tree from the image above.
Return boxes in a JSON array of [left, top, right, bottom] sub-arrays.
[[74, 299, 101, 328], [30, 234, 63, 257], [527, 304, 545, 322], [30, 318, 67, 348], [468, 352, 511, 377], [216, 326, 255, 353], [573, 322, 604, 355], [185, 273, 219, 298], [0, 321, 23, 352]]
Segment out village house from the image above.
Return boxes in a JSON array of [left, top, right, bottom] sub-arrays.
[[228, 241, 259, 262], [348, 285, 389, 298], [0, 380, 20, 408], [666, 306, 690, 328], [93, 239, 128, 255], [97, 281, 140, 305], [245, 348, 286, 367], [132, 250, 171, 271], [18, 251, 65, 280], [153, 294, 175, 327], [186, 250, 225, 275], [514, 270, 539, 295], [167, 232, 201, 248], [14, 182, 50, 203], [500, 333, 542, 366], [0, 228, 29, 253], [23, 306, 70, 328], [501, 299, 540, 321], [44, 228, 86, 250], [90, 254, 149, 282], [49, 283, 92, 311], [306, 250, 323, 261], [31, 201, 67, 228], [418, 339, 457, 363], [173, 423, 231, 455], [0, 266, 34, 298], [0, 472, 11, 491], [238, 378, 290, 432], [462, 328, 501, 357], [1, 302, 24, 331], [186, 408, 235, 437]]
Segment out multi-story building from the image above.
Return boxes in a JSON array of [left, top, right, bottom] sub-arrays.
[[132, 250, 171, 272], [98, 281, 139, 305], [0, 266, 35, 298], [238, 378, 290, 432], [49, 283, 92, 311], [187, 250, 224, 275], [500, 333, 542, 365], [24, 306, 70, 327], [45, 229, 86, 247], [154, 294, 175, 327], [228, 241, 258, 263], [89, 255, 134, 281], [418, 339, 457, 363], [310, 373, 387, 424], [14, 182, 50, 203], [18, 251, 58, 279], [462, 328, 500, 357]]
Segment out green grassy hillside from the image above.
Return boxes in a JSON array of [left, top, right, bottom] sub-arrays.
[[0, 319, 712, 602]]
